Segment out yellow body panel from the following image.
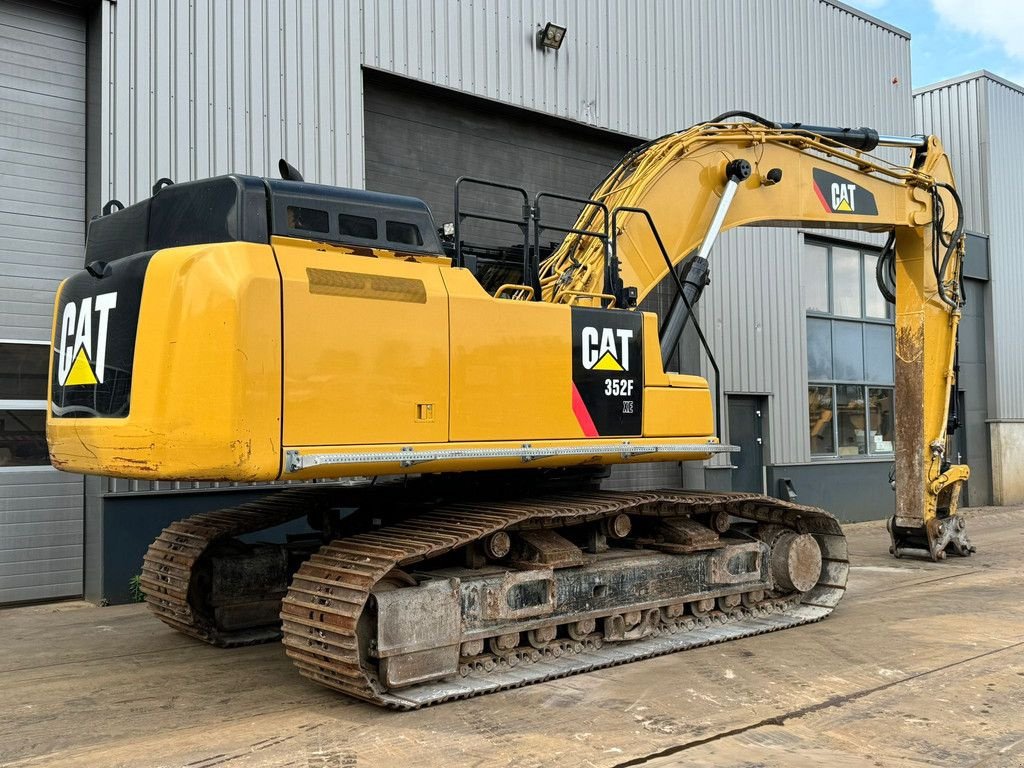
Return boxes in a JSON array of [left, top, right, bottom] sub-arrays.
[[643, 386, 713, 438], [442, 268, 579, 441], [275, 237, 450, 446], [47, 242, 283, 479], [641, 313, 669, 387], [48, 238, 718, 481]]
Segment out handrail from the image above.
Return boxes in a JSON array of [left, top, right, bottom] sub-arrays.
[[454, 177, 530, 281], [533, 191, 610, 302], [610, 205, 723, 442], [551, 289, 617, 308], [495, 283, 535, 301]]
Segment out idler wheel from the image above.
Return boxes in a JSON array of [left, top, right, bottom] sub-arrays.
[[770, 532, 822, 593]]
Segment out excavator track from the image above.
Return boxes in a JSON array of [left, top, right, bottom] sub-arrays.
[[280, 489, 848, 709], [140, 487, 335, 646]]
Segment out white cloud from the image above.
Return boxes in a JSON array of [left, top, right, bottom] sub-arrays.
[[931, 0, 1024, 61]]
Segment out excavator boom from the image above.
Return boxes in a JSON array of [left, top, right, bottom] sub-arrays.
[[539, 119, 972, 560]]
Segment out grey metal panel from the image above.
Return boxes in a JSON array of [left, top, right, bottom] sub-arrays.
[[766, 461, 894, 522], [0, 0, 85, 604], [363, 0, 913, 138], [0, 0, 85, 342], [0, 468, 83, 603], [980, 78, 1024, 419], [913, 77, 987, 235], [698, 229, 812, 465], [99, 0, 363, 210], [363, 72, 637, 226], [917, 74, 1024, 418], [954, 278, 989, 505]]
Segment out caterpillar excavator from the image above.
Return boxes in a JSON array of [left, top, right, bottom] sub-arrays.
[[47, 114, 972, 709]]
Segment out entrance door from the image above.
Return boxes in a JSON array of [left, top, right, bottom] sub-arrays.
[[728, 396, 766, 494]]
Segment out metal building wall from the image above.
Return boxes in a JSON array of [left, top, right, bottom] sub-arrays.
[[0, 0, 86, 340], [913, 77, 988, 236], [94, 0, 913, 473], [96, 0, 363, 209], [363, 0, 912, 139], [914, 73, 1024, 420], [0, 0, 86, 603], [981, 78, 1024, 420]]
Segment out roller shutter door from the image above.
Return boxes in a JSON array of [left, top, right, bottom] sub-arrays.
[[0, 0, 85, 603], [363, 73, 682, 490]]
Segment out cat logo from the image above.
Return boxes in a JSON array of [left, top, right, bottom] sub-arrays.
[[581, 326, 633, 372], [56, 292, 118, 387], [830, 183, 857, 212], [812, 168, 878, 215]]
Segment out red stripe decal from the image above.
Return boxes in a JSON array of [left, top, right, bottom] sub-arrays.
[[812, 181, 831, 212], [572, 383, 599, 437]]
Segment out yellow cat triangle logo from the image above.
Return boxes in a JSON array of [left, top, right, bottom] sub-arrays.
[[835, 198, 853, 212], [65, 347, 98, 386], [592, 351, 624, 371]]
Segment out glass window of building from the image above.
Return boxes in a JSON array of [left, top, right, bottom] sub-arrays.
[[802, 239, 894, 459], [0, 342, 50, 468]]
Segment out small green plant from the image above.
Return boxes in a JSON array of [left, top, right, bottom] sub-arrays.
[[129, 574, 146, 603]]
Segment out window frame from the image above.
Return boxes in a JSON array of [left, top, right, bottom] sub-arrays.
[[804, 237, 893, 322], [0, 339, 51, 471], [803, 238, 895, 460]]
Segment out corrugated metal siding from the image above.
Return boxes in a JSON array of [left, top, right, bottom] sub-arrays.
[[0, 0, 85, 339], [96, 0, 912, 479], [363, 0, 912, 138], [698, 229, 811, 464], [0, 469, 82, 603], [981, 79, 1024, 418], [913, 78, 988, 234], [99, 0, 363, 208], [0, 0, 85, 603], [914, 74, 1024, 419]]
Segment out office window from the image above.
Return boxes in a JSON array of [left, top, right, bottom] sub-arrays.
[[803, 239, 894, 458]]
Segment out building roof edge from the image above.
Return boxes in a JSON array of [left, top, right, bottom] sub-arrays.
[[819, 1, 910, 39], [914, 70, 1024, 97]]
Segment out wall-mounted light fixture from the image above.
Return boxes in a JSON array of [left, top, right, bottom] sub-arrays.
[[536, 22, 566, 51]]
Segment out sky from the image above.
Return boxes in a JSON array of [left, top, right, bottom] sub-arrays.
[[843, 0, 1024, 88]]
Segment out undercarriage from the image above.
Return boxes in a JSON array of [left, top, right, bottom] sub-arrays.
[[141, 480, 848, 709]]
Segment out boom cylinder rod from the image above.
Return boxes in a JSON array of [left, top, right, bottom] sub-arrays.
[[660, 160, 749, 365], [694, 174, 742, 263], [876, 134, 929, 149]]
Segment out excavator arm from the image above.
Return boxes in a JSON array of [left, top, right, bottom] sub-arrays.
[[540, 118, 972, 561]]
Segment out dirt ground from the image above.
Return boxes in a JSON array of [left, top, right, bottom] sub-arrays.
[[3, 507, 1023, 768]]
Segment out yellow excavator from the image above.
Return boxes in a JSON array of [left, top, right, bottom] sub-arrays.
[[47, 114, 971, 708]]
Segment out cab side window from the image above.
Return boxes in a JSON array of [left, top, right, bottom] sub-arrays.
[[386, 221, 422, 247]]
